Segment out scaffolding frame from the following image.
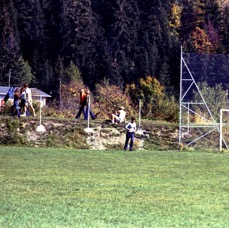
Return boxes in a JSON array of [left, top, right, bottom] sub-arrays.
[[178, 47, 227, 148]]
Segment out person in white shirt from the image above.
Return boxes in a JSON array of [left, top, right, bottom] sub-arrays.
[[24, 83, 36, 116], [124, 117, 136, 151], [111, 106, 126, 124]]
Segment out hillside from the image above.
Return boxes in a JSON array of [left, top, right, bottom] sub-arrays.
[[0, 116, 179, 151]]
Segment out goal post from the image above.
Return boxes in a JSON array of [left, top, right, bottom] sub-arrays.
[[220, 109, 229, 151]]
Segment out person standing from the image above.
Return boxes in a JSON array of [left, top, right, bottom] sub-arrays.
[[24, 83, 36, 116], [75, 89, 87, 119], [124, 117, 136, 151], [20, 87, 27, 116], [11, 88, 21, 117]]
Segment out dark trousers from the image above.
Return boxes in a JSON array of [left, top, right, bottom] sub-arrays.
[[11, 100, 20, 117], [75, 105, 86, 119], [85, 105, 95, 120], [124, 132, 135, 151]]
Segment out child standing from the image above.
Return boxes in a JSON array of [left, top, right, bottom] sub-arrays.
[[124, 117, 136, 151]]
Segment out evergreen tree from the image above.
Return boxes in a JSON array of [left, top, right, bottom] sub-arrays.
[[180, 1, 197, 51], [63, 61, 82, 84], [221, 5, 229, 53], [137, 0, 176, 95], [13, 56, 34, 85], [136, 0, 161, 77], [98, 0, 140, 85], [44, 0, 72, 63], [68, 0, 102, 87], [14, 0, 46, 61], [0, 0, 21, 85]]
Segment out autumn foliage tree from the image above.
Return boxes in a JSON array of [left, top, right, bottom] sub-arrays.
[[47, 65, 88, 118], [127, 76, 164, 117], [127, 76, 178, 121], [94, 81, 135, 120]]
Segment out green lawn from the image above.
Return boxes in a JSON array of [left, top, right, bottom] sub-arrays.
[[0, 146, 229, 227]]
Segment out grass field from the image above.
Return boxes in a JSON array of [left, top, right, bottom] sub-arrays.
[[1, 146, 229, 227]]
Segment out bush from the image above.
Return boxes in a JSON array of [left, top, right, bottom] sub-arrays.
[[0, 100, 13, 115], [95, 81, 135, 120], [152, 96, 179, 122], [127, 76, 178, 122], [193, 82, 228, 122]]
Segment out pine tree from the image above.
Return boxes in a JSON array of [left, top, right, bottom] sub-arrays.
[[63, 61, 82, 84], [13, 56, 34, 85], [0, 0, 21, 85], [221, 5, 229, 52], [14, 0, 46, 60], [137, 0, 177, 95], [136, 0, 161, 77], [97, 0, 140, 85], [68, 0, 102, 87]]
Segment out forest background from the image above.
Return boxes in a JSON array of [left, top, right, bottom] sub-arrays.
[[1, 0, 229, 121]]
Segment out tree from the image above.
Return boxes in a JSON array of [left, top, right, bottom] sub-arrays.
[[127, 75, 179, 121], [221, 5, 229, 52], [180, 0, 222, 53], [0, 0, 21, 85], [169, 2, 182, 36], [63, 61, 82, 84], [193, 82, 228, 121], [13, 56, 34, 85], [14, 0, 47, 61], [95, 80, 135, 119], [127, 76, 165, 117], [95, 0, 140, 85], [136, 0, 162, 77], [60, 79, 86, 114], [69, 0, 101, 87]]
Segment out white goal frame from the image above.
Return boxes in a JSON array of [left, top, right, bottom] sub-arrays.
[[220, 109, 229, 151]]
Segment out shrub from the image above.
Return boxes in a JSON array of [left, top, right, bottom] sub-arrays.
[[43, 80, 89, 118], [95, 81, 135, 120], [193, 82, 228, 122], [153, 96, 179, 122], [0, 100, 13, 115], [127, 76, 178, 122]]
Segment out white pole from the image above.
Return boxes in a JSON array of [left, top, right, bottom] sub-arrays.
[[59, 78, 62, 110], [84, 95, 93, 133], [220, 109, 223, 151], [87, 96, 90, 129], [136, 99, 143, 134], [8, 69, 11, 87], [179, 46, 183, 144], [36, 95, 45, 132], [40, 96, 42, 126], [138, 99, 141, 130], [187, 102, 190, 133]]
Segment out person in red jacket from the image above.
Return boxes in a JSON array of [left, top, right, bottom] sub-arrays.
[[75, 89, 87, 119]]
